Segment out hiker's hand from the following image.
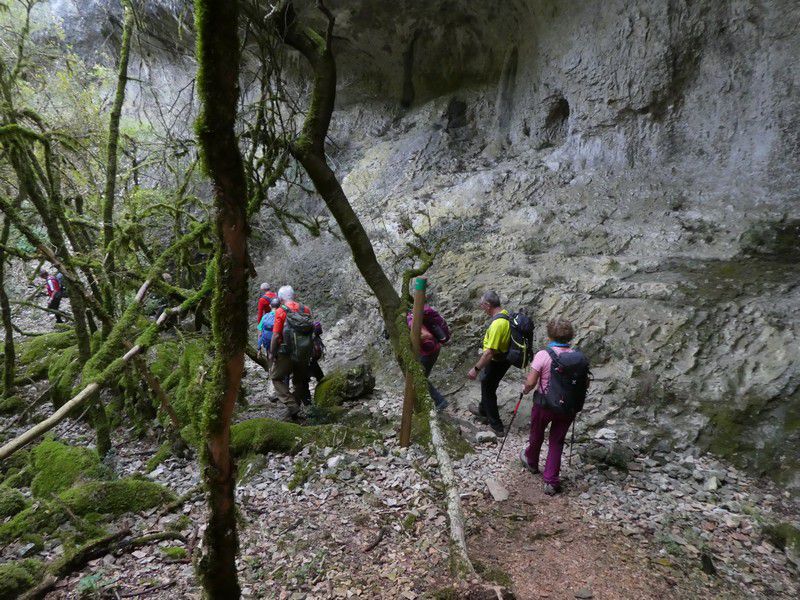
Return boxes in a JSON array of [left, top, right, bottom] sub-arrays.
[[522, 383, 533, 395], [467, 367, 478, 381]]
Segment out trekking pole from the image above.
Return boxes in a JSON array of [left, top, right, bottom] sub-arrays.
[[496, 391, 524, 461], [568, 414, 577, 467]]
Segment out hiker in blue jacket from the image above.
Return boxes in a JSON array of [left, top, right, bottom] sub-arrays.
[[257, 298, 281, 361]]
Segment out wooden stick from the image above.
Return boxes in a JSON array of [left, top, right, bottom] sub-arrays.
[[399, 277, 426, 447]]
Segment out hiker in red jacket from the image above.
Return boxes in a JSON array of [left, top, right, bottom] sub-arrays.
[[257, 282, 277, 323], [39, 268, 64, 324], [269, 285, 313, 417]]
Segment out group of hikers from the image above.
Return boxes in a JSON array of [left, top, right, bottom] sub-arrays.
[[38, 269, 589, 496], [256, 283, 590, 496]]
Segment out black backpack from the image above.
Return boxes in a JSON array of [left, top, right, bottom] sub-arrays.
[[494, 311, 535, 368], [535, 347, 591, 414], [281, 304, 315, 364]]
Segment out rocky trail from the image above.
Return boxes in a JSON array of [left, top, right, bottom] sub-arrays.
[[2, 353, 797, 599]]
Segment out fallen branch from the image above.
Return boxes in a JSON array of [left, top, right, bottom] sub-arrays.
[[429, 409, 475, 575], [159, 483, 205, 516], [118, 580, 175, 598], [12, 385, 50, 425], [10, 299, 73, 321]]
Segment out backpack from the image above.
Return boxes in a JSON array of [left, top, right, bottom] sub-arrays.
[[281, 304, 314, 364], [494, 311, 535, 368], [422, 306, 450, 343], [535, 347, 591, 414], [55, 272, 65, 294], [312, 321, 325, 360]]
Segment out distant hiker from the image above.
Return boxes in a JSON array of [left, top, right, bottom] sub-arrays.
[[310, 320, 325, 383], [257, 282, 278, 323], [257, 297, 281, 360], [408, 304, 451, 411], [520, 318, 590, 496], [40, 268, 64, 324], [269, 285, 314, 417], [467, 290, 511, 436]]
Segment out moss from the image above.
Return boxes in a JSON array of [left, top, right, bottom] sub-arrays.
[[47, 345, 81, 408], [145, 441, 172, 472], [0, 485, 28, 518], [59, 478, 175, 516], [229, 418, 376, 458], [0, 501, 67, 543], [18, 330, 77, 380], [168, 514, 191, 532], [0, 559, 44, 600], [287, 459, 315, 491], [473, 559, 513, 588], [30, 438, 110, 498], [161, 545, 188, 560], [763, 522, 800, 555], [0, 394, 24, 415], [237, 453, 267, 484], [313, 371, 348, 408], [439, 418, 474, 461], [150, 337, 209, 428]]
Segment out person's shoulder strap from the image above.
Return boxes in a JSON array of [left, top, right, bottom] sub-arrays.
[[492, 312, 510, 322], [544, 346, 562, 365]]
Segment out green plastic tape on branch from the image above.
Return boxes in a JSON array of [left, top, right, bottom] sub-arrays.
[[415, 278, 427, 291]]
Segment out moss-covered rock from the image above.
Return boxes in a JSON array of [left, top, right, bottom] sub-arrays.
[[230, 418, 375, 457], [47, 345, 82, 408], [0, 558, 44, 600], [763, 521, 800, 567], [18, 330, 77, 381], [0, 501, 67, 543], [149, 337, 209, 427], [313, 363, 375, 408], [59, 478, 175, 516], [161, 545, 188, 560], [0, 394, 24, 415], [30, 438, 111, 498], [0, 485, 28, 518]]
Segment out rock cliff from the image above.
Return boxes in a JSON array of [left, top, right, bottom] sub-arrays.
[[47, 0, 800, 491]]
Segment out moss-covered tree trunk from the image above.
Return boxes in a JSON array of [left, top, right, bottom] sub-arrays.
[[194, 0, 248, 597], [101, 0, 134, 331], [0, 217, 15, 395]]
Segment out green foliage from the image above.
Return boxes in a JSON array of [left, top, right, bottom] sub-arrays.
[[763, 522, 800, 554], [0, 485, 28, 518], [0, 559, 43, 600], [30, 438, 110, 498], [313, 371, 348, 408], [58, 478, 175, 516], [473, 559, 513, 588]]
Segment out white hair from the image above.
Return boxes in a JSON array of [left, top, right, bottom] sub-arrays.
[[277, 285, 295, 301], [260, 282, 271, 291]]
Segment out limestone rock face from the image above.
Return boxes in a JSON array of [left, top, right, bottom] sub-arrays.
[[44, 0, 800, 491]]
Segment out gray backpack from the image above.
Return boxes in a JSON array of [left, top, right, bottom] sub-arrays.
[[281, 304, 314, 364]]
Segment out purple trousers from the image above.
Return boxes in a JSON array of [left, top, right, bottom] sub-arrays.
[[524, 403, 574, 486]]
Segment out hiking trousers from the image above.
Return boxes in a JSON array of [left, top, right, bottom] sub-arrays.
[[271, 353, 310, 408], [479, 359, 510, 429], [419, 349, 447, 410], [48, 292, 63, 323], [525, 403, 574, 486]]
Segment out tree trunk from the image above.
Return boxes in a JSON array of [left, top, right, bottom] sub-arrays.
[[194, 0, 249, 597], [0, 218, 15, 395], [101, 0, 135, 329]]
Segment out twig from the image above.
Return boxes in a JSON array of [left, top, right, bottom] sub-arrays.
[[118, 580, 175, 598]]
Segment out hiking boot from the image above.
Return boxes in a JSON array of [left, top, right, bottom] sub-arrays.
[[435, 399, 449, 412], [468, 403, 488, 423], [519, 448, 539, 475], [543, 483, 561, 496], [285, 403, 301, 419]]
